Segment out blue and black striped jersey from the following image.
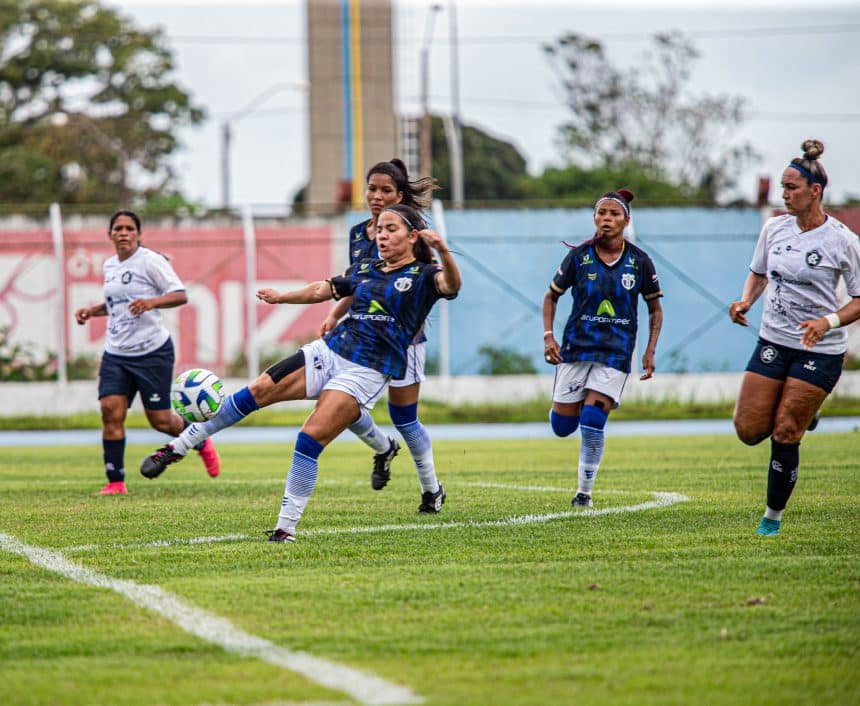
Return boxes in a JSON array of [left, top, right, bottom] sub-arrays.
[[348, 220, 378, 264], [550, 240, 662, 373], [327, 258, 455, 377]]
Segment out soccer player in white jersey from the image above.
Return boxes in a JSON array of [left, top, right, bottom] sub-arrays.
[[74, 210, 220, 495], [729, 140, 860, 536]]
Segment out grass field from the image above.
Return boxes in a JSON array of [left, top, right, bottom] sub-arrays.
[[1, 433, 858, 706]]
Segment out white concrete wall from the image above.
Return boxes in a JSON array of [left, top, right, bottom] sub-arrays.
[[4, 372, 859, 417]]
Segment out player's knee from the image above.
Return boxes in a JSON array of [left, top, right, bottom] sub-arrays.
[[580, 404, 608, 430], [549, 410, 579, 437], [389, 401, 418, 427], [733, 418, 768, 446], [772, 421, 803, 445]]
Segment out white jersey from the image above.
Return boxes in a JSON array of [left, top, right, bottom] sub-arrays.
[[102, 246, 185, 356], [750, 214, 860, 354]]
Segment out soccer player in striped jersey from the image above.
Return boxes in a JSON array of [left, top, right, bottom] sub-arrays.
[[729, 139, 860, 536], [320, 159, 444, 504], [75, 210, 220, 495], [139, 204, 461, 541], [542, 189, 664, 508]]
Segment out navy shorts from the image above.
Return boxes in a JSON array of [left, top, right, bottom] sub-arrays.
[[98, 338, 175, 410], [745, 337, 844, 393]]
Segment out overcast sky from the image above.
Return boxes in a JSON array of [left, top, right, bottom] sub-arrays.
[[106, 0, 860, 210]]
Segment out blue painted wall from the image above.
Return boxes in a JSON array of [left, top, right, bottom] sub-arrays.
[[348, 208, 765, 375]]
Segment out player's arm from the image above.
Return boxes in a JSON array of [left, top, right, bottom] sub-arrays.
[[257, 280, 333, 305], [422, 229, 461, 296], [729, 271, 767, 326], [542, 284, 564, 364], [640, 296, 663, 380], [798, 296, 860, 350], [128, 290, 187, 316], [321, 296, 351, 336], [74, 302, 107, 324]]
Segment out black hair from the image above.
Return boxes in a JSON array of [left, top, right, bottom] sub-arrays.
[[108, 209, 141, 233], [366, 158, 438, 210], [381, 204, 433, 264]]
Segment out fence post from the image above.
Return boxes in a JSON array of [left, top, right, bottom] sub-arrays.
[[49, 203, 68, 387], [242, 205, 259, 379], [430, 199, 451, 379]]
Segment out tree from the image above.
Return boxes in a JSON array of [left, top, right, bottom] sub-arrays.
[[0, 0, 204, 206], [543, 31, 758, 203]]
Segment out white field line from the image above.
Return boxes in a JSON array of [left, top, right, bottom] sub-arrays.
[[64, 491, 690, 553], [459, 481, 631, 494], [0, 532, 422, 706]]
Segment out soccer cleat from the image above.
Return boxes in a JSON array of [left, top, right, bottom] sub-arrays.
[[371, 437, 400, 490], [756, 517, 781, 536], [266, 528, 296, 543], [140, 444, 184, 479], [571, 492, 593, 508], [418, 483, 446, 513], [196, 438, 220, 478], [807, 410, 821, 432], [98, 481, 127, 495]]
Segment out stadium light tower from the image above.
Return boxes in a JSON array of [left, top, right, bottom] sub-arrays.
[[220, 81, 309, 210]]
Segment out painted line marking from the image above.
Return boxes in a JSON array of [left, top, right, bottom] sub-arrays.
[[64, 491, 689, 553], [0, 532, 422, 706]]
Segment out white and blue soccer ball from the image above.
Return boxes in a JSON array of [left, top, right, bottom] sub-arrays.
[[171, 368, 225, 423]]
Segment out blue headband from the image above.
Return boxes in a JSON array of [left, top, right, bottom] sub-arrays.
[[788, 163, 826, 187]]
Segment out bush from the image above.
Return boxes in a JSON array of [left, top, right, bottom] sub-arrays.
[[477, 345, 537, 375]]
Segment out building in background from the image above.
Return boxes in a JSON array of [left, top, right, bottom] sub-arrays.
[[306, 0, 397, 214]]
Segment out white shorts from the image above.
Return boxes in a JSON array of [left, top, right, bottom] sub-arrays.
[[552, 361, 628, 408], [300, 339, 390, 410], [389, 342, 426, 388]]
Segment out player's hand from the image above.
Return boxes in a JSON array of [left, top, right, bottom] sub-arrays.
[[798, 318, 830, 350], [544, 334, 561, 365], [256, 288, 281, 304], [640, 351, 656, 380], [420, 229, 448, 253], [729, 300, 750, 326], [74, 307, 91, 325], [128, 299, 152, 316], [319, 314, 338, 337]]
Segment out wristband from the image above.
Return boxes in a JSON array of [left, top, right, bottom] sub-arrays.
[[543, 330, 554, 338], [825, 313, 841, 329]]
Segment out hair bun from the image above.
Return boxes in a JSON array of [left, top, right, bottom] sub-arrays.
[[617, 188, 635, 203], [801, 139, 824, 161]]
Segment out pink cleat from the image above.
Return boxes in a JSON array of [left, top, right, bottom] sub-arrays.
[[98, 481, 127, 495], [197, 438, 220, 478]]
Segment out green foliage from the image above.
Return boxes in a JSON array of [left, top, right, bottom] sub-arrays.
[[0, 436, 858, 705], [477, 345, 537, 375], [543, 31, 758, 204], [0, 0, 204, 207]]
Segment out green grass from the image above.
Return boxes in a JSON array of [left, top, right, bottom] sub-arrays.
[[1, 434, 858, 705], [2, 393, 860, 429]]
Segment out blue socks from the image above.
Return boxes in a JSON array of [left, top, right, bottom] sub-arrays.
[[389, 402, 439, 493], [578, 404, 608, 495], [172, 386, 259, 455], [103, 437, 125, 482], [550, 410, 580, 437], [277, 431, 324, 532]]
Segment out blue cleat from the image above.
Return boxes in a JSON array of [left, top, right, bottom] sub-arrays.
[[756, 517, 781, 536]]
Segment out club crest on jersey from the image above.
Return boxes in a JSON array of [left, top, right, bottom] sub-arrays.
[[621, 273, 635, 290], [394, 276, 413, 292], [805, 250, 822, 267], [760, 346, 777, 364], [121, 271, 132, 284]]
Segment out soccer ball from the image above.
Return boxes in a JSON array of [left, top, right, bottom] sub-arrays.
[[171, 368, 225, 423]]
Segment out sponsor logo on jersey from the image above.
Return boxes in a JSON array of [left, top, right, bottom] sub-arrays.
[[621, 273, 636, 290], [805, 250, 822, 267], [760, 345, 777, 364], [394, 276, 413, 292], [121, 271, 132, 284], [581, 252, 593, 265], [353, 249, 361, 259], [409, 265, 421, 274], [368, 299, 387, 315], [359, 262, 371, 272], [588, 273, 597, 280], [625, 256, 637, 269], [596, 299, 616, 317], [803, 360, 817, 372]]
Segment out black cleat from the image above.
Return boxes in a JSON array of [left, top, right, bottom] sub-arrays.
[[807, 410, 821, 432], [371, 437, 400, 490], [418, 483, 446, 513], [571, 492, 593, 508], [140, 444, 184, 479], [266, 528, 296, 543]]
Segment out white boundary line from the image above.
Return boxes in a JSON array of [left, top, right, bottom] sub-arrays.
[[0, 532, 422, 706], [64, 491, 690, 553]]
